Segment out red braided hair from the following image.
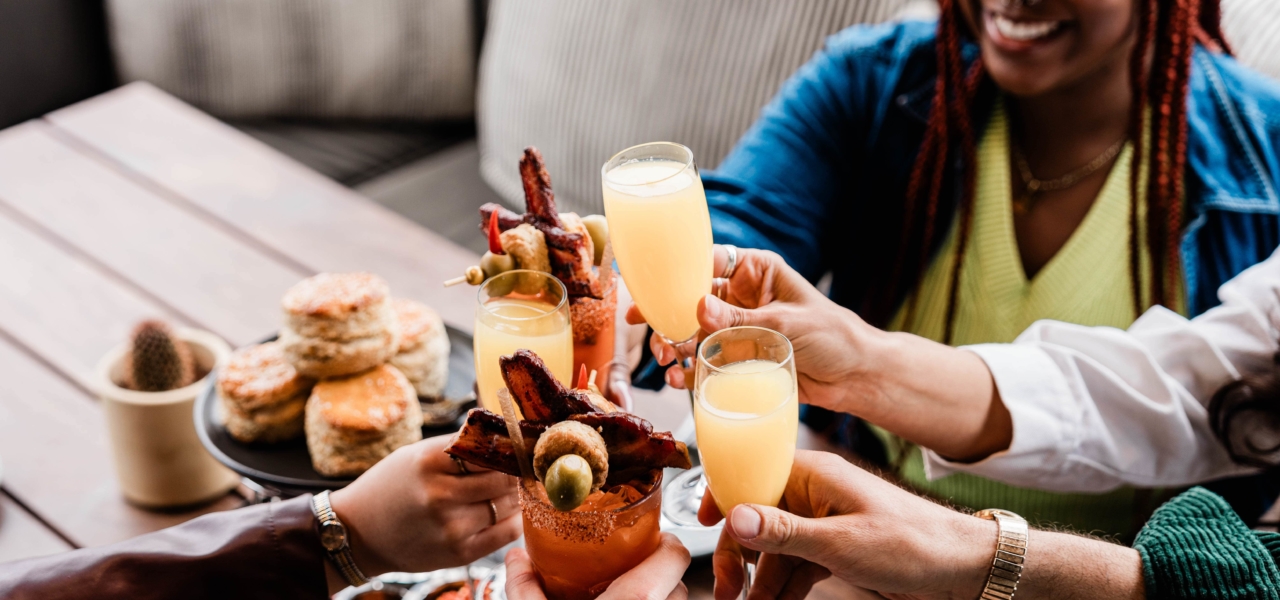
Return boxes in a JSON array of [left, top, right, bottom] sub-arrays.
[[888, 0, 1229, 343]]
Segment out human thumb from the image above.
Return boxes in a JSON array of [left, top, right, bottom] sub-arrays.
[[699, 294, 755, 333], [727, 504, 832, 562]]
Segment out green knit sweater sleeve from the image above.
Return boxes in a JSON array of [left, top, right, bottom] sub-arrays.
[[1133, 487, 1280, 599]]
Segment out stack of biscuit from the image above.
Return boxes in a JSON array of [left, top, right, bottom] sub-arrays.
[[216, 342, 313, 444], [218, 272, 448, 478]]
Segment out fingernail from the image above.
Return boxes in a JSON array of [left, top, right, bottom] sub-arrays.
[[731, 506, 761, 540]]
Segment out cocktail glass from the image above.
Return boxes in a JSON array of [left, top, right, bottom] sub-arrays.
[[569, 274, 618, 401], [474, 270, 573, 415], [518, 472, 664, 600]]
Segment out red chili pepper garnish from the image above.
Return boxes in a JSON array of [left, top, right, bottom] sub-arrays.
[[576, 363, 588, 390], [487, 210, 505, 255]]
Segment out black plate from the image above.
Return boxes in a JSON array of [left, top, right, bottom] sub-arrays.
[[195, 327, 475, 494]]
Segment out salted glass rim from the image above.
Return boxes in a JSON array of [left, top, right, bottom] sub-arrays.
[[695, 325, 796, 418], [601, 141, 695, 188], [519, 470, 664, 514], [476, 269, 568, 321]]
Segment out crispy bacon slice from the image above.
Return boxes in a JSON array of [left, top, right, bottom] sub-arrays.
[[478, 147, 602, 298], [445, 409, 691, 486], [519, 147, 562, 228], [500, 350, 601, 422]]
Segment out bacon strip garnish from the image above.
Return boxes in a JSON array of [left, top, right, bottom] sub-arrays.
[[446, 409, 691, 486], [445, 349, 691, 485], [479, 147, 601, 298]]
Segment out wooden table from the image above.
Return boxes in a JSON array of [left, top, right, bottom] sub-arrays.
[[0, 82, 867, 598]]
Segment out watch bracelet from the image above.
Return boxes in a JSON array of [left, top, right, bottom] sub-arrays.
[[975, 509, 1027, 600], [313, 490, 371, 588]]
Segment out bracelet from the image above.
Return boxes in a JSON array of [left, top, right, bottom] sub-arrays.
[[974, 509, 1028, 600]]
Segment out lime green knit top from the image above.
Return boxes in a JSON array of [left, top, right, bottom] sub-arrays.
[[882, 100, 1181, 538]]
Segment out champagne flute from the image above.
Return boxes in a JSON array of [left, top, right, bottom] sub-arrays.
[[601, 142, 713, 355], [473, 270, 573, 415], [602, 142, 714, 526], [695, 326, 799, 598]]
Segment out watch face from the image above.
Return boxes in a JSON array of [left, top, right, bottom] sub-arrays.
[[320, 521, 347, 551]]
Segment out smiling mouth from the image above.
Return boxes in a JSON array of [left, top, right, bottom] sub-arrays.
[[987, 11, 1066, 43]]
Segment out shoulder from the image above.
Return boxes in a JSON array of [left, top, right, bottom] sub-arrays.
[[1195, 49, 1280, 131], [818, 19, 938, 68]]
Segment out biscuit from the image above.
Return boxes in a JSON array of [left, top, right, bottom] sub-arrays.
[[305, 364, 423, 477], [388, 298, 450, 400], [216, 342, 313, 443], [280, 273, 400, 379]]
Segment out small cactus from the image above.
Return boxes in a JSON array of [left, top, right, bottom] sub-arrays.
[[123, 320, 195, 392]]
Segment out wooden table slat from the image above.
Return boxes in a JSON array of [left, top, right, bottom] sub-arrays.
[[0, 122, 306, 349], [47, 83, 482, 333], [0, 493, 73, 564]]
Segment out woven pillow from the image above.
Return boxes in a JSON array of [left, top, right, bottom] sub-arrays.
[[477, 0, 913, 215], [106, 0, 477, 121]]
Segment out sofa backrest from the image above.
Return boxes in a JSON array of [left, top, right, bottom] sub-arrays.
[[477, 0, 914, 215]]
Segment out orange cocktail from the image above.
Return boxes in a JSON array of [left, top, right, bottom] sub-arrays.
[[569, 275, 617, 399], [519, 471, 662, 600]]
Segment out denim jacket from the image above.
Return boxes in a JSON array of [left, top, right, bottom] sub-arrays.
[[699, 20, 1280, 324]]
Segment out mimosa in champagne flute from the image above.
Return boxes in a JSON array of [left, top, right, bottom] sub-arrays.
[[602, 142, 713, 348], [695, 326, 799, 597]]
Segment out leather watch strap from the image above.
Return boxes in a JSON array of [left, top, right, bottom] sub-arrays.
[[312, 490, 370, 588], [974, 509, 1028, 600]]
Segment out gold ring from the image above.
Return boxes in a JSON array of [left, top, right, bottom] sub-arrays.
[[721, 245, 739, 279], [453, 456, 471, 475], [488, 500, 499, 526]]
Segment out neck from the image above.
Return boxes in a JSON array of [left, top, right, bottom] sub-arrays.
[[1008, 57, 1134, 172]]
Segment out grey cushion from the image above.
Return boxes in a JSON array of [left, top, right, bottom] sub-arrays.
[[477, 0, 913, 215], [1223, 0, 1280, 82], [106, 0, 478, 121]]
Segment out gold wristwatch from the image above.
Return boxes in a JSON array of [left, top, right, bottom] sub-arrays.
[[974, 509, 1028, 600], [312, 490, 370, 587]]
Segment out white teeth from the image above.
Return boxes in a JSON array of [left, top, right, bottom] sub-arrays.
[[992, 14, 1061, 41]]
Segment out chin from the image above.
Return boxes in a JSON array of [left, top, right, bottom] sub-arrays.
[[983, 57, 1063, 98]]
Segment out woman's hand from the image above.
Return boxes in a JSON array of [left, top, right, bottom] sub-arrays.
[[700, 451, 1144, 600], [505, 532, 692, 600], [629, 246, 1013, 462], [328, 435, 521, 584], [699, 450, 993, 600], [627, 246, 879, 415]]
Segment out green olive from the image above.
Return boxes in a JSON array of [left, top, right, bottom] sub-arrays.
[[544, 454, 593, 511], [480, 251, 516, 278], [581, 215, 609, 266]]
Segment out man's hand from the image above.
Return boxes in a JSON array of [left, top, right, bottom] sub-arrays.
[[505, 533, 692, 600], [699, 450, 994, 600], [328, 435, 521, 588]]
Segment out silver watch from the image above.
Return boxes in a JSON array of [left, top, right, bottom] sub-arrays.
[[312, 490, 370, 587], [974, 508, 1028, 600]]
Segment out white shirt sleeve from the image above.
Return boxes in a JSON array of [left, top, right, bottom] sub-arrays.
[[921, 248, 1280, 492]]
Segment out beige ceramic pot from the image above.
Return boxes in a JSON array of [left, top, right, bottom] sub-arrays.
[[95, 328, 240, 508]]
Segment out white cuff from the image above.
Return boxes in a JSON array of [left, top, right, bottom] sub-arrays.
[[923, 344, 1079, 484]]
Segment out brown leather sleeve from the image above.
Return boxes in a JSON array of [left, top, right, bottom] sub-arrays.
[[0, 494, 328, 599]]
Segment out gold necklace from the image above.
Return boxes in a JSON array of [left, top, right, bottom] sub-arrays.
[[1012, 137, 1125, 215]]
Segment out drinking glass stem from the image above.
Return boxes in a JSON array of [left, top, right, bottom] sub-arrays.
[[741, 551, 756, 599]]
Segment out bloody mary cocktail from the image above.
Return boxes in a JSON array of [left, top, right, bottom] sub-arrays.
[[519, 471, 662, 600]]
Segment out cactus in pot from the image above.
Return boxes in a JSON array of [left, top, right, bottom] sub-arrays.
[[122, 320, 196, 392]]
